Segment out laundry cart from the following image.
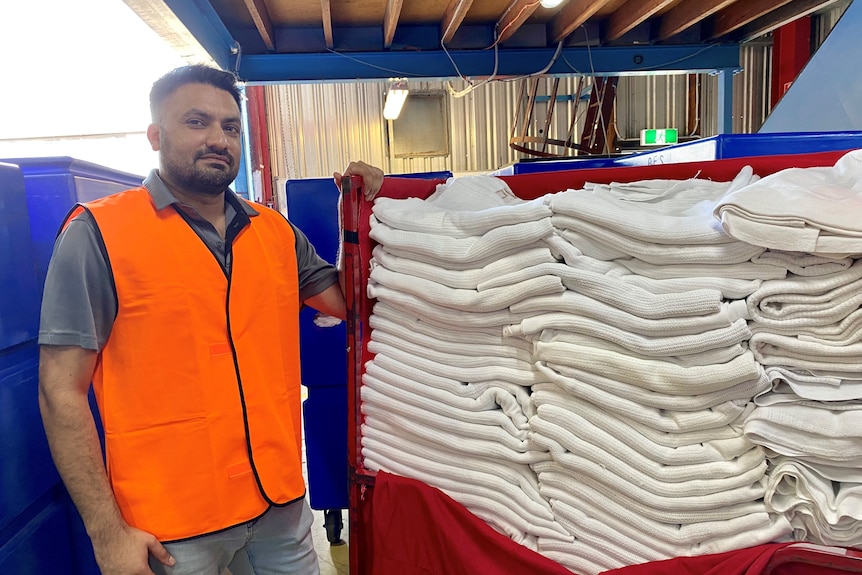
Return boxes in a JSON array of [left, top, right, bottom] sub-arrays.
[[341, 148, 862, 575]]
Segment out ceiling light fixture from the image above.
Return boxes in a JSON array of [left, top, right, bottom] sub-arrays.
[[383, 80, 409, 120], [540, 0, 565, 8]]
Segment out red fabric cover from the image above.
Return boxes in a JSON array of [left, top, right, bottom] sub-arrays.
[[370, 470, 573, 575], [599, 543, 795, 575]]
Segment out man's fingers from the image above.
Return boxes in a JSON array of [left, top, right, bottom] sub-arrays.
[[148, 539, 176, 567]]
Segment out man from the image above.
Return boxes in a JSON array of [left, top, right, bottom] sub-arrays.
[[37, 64, 383, 575]]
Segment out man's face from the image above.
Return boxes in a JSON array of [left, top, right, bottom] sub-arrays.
[[148, 82, 242, 195]]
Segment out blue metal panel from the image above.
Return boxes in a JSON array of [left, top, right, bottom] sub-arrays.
[[0, 498, 74, 575], [0, 344, 57, 535], [240, 44, 741, 83], [0, 163, 39, 350], [2, 157, 143, 290], [717, 69, 734, 134], [302, 386, 349, 510]]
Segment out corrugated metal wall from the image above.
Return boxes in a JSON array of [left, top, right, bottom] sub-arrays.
[[265, 4, 848, 185]]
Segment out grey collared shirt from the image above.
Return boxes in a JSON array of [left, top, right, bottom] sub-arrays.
[[38, 169, 338, 351]]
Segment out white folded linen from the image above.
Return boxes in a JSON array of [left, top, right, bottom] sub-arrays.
[[746, 261, 862, 328], [744, 403, 862, 466], [363, 370, 528, 437], [508, 292, 749, 337], [362, 439, 572, 541], [534, 339, 762, 394], [713, 149, 862, 255], [531, 407, 767, 490], [531, 386, 754, 463], [361, 408, 551, 465], [537, 357, 767, 411], [752, 250, 855, 277], [532, 368, 750, 432], [750, 308, 862, 346], [617, 256, 786, 280], [367, 339, 543, 386], [371, 305, 534, 360], [539, 539, 616, 575], [361, 423, 546, 508], [522, 316, 752, 357], [370, 352, 536, 417], [534, 461, 767, 523], [372, 176, 552, 237], [549, 183, 735, 245], [369, 261, 564, 312], [762, 366, 862, 402], [367, 282, 529, 330], [765, 456, 862, 547], [368, 215, 554, 264], [371, 243, 557, 289], [750, 332, 862, 373], [552, 214, 765, 265]]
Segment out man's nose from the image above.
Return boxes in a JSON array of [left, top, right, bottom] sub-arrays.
[[206, 125, 229, 148]]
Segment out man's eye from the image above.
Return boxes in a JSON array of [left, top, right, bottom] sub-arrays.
[[187, 118, 205, 126], [225, 125, 240, 133]]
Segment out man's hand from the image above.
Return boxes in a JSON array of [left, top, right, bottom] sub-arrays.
[[91, 523, 175, 575], [333, 160, 384, 201]]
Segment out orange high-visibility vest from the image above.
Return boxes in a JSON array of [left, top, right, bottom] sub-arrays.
[[79, 187, 305, 542]]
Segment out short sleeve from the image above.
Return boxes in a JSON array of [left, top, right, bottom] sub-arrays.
[[38, 212, 117, 351], [290, 220, 339, 302]]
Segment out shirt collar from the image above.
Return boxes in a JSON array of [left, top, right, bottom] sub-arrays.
[[142, 169, 260, 217]]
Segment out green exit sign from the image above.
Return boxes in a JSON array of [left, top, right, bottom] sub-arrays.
[[640, 128, 679, 146]]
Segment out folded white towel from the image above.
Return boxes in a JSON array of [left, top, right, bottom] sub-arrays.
[[752, 250, 855, 277], [751, 308, 862, 346], [750, 331, 862, 373], [369, 262, 565, 312], [745, 403, 862, 466], [532, 368, 750, 432], [618, 256, 786, 281], [552, 214, 765, 265], [746, 261, 862, 328], [535, 339, 762, 395], [371, 244, 557, 289], [762, 366, 862, 402], [509, 292, 749, 337], [714, 149, 862, 255], [369, 215, 554, 264]]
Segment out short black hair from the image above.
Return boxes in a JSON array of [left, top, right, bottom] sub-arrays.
[[149, 65, 242, 121]]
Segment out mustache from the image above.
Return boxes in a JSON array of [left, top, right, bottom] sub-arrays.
[[195, 147, 234, 164]]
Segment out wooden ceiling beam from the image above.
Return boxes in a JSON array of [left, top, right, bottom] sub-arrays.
[[241, 0, 276, 51], [321, 0, 333, 48], [605, 0, 677, 42], [383, 0, 405, 48], [656, 0, 740, 41], [551, 0, 615, 44], [442, 0, 476, 44], [732, 0, 844, 41], [496, 0, 541, 45], [708, 0, 797, 39]]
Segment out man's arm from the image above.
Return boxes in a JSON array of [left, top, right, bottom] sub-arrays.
[[38, 345, 174, 575]]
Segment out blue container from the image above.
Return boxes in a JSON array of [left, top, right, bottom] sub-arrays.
[[0, 164, 40, 351], [510, 130, 862, 174], [302, 385, 349, 510], [0, 498, 74, 575], [1, 156, 143, 290]]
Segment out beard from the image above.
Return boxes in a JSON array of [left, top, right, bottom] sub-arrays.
[[161, 145, 239, 196]]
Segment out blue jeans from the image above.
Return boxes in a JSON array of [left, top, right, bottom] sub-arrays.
[[149, 498, 320, 575]]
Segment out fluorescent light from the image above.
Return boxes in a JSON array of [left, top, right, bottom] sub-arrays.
[[383, 81, 409, 120], [540, 0, 565, 7]]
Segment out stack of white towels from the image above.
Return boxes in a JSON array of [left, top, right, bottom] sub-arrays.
[[359, 149, 862, 573]]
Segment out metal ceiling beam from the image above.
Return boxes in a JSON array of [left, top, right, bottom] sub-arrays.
[[241, 0, 276, 51], [605, 0, 676, 42], [238, 43, 741, 82], [147, 0, 238, 70], [656, 0, 740, 41]]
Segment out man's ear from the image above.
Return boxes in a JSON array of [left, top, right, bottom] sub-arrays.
[[146, 123, 161, 151]]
